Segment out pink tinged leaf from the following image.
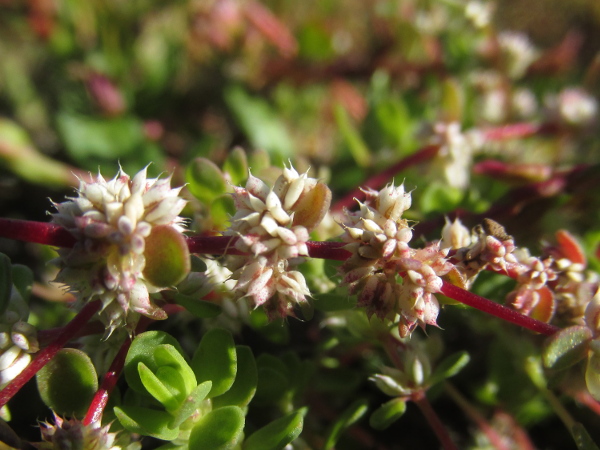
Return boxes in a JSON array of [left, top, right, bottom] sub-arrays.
[[556, 229, 587, 265], [485, 236, 506, 257], [530, 286, 555, 323], [423, 295, 440, 326], [131, 166, 148, 194], [276, 227, 297, 245], [358, 276, 379, 308], [245, 173, 270, 201], [343, 266, 373, 284], [278, 245, 298, 259], [235, 261, 263, 290], [136, 221, 152, 238], [251, 238, 281, 255], [118, 216, 134, 236], [83, 222, 113, 238], [381, 239, 397, 258], [291, 181, 332, 231]]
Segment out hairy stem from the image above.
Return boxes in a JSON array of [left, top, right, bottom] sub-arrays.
[[440, 281, 559, 336], [0, 219, 560, 337], [0, 300, 100, 409]]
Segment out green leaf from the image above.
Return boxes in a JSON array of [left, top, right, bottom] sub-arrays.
[[323, 398, 369, 449], [572, 422, 600, 450], [186, 157, 228, 204], [190, 255, 208, 273], [191, 328, 237, 398], [585, 343, 600, 400], [154, 344, 197, 395], [114, 405, 179, 441], [224, 86, 293, 163], [169, 381, 212, 429], [420, 182, 463, 214], [138, 362, 180, 412], [223, 147, 249, 186], [440, 78, 464, 123], [369, 398, 407, 430], [254, 367, 289, 405], [174, 294, 222, 319], [428, 351, 470, 386], [143, 225, 191, 288], [0, 253, 12, 315], [210, 195, 236, 229], [11, 264, 33, 303], [188, 406, 245, 450], [57, 113, 145, 161], [125, 331, 187, 394], [212, 346, 258, 408], [333, 104, 371, 168], [313, 293, 357, 312], [243, 408, 306, 450], [36, 348, 98, 418], [543, 326, 592, 371]]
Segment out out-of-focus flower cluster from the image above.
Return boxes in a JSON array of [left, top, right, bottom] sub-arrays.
[[339, 184, 453, 337], [0, 310, 38, 388], [51, 167, 187, 334], [224, 165, 331, 319]]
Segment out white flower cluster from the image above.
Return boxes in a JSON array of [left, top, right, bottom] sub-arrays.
[[225, 165, 330, 319], [0, 311, 38, 387], [429, 122, 483, 190], [51, 167, 186, 334], [340, 183, 453, 337], [497, 31, 539, 79], [38, 413, 138, 450], [545, 87, 598, 127]]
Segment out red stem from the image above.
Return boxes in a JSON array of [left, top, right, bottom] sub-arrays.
[[481, 122, 556, 140], [0, 218, 75, 247], [440, 280, 559, 336], [0, 300, 100, 409], [413, 394, 459, 450], [331, 145, 440, 213], [83, 337, 131, 425]]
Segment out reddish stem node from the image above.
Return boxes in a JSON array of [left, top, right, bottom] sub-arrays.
[[440, 280, 559, 336], [83, 338, 131, 425], [0, 300, 100, 409]]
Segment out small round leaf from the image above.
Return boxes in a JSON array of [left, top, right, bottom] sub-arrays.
[[191, 328, 237, 398], [143, 225, 190, 288], [543, 325, 592, 371], [188, 406, 245, 450], [212, 346, 257, 408], [243, 408, 306, 450], [369, 398, 407, 430], [36, 349, 98, 418], [124, 331, 187, 394], [186, 157, 228, 204]]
